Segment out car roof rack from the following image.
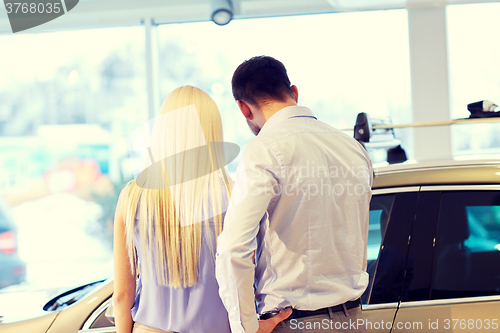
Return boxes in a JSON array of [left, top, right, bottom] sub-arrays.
[[348, 103, 500, 165], [353, 112, 407, 164]]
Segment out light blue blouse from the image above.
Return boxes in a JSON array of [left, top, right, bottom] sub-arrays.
[[130, 201, 231, 333]]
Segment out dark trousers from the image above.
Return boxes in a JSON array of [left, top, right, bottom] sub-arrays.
[[272, 306, 366, 333]]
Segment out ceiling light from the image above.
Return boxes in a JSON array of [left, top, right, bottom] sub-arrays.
[[211, 0, 233, 26]]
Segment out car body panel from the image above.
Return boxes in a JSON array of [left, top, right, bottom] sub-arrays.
[[373, 161, 500, 189], [369, 161, 500, 332], [0, 311, 58, 333], [45, 279, 113, 333], [0, 279, 112, 333], [394, 297, 500, 332], [358, 305, 398, 332]]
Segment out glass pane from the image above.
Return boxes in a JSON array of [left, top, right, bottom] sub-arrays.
[[367, 210, 384, 260], [367, 195, 396, 261], [447, 3, 500, 157], [432, 191, 500, 299], [362, 193, 396, 304], [367, 192, 418, 305], [464, 206, 500, 252], [158, 10, 412, 171], [0, 26, 146, 312]]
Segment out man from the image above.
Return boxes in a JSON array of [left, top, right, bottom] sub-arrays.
[[216, 56, 373, 333]]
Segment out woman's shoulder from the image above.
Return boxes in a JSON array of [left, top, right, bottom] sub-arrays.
[[116, 180, 140, 214]]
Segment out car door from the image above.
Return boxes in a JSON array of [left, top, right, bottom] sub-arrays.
[[393, 186, 500, 332], [361, 188, 419, 332]]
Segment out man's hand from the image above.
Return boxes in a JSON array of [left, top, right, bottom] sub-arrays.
[[256, 308, 293, 333]]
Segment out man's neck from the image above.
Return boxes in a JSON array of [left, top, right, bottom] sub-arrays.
[[261, 100, 298, 122]]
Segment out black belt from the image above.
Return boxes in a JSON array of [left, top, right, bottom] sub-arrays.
[[259, 299, 360, 321]]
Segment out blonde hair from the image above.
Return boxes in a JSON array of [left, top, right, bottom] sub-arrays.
[[121, 85, 232, 288]]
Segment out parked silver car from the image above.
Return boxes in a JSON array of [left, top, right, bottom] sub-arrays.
[[1, 158, 500, 332]]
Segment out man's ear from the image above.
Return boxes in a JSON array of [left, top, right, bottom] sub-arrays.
[[237, 100, 254, 120], [291, 85, 299, 103]]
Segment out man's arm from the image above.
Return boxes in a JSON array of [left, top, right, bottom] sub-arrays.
[[216, 139, 279, 333]]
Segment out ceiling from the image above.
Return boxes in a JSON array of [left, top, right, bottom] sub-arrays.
[[0, 0, 499, 34]]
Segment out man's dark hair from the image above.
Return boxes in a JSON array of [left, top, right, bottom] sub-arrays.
[[232, 56, 294, 106]]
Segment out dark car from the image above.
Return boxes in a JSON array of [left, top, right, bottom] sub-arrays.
[[0, 198, 26, 289]]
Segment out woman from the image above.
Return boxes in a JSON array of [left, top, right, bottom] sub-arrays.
[[113, 86, 233, 333]]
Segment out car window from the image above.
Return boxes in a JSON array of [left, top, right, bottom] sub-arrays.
[[367, 208, 389, 262], [362, 191, 418, 305], [401, 191, 441, 302], [362, 193, 395, 304], [431, 190, 500, 300]]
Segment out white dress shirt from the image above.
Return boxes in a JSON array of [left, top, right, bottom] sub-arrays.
[[216, 106, 373, 333]]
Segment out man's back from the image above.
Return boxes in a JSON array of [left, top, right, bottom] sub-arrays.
[[216, 55, 372, 333], [248, 106, 373, 314]]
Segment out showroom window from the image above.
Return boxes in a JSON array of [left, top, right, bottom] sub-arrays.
[[447, 3, 500, 156], [157, 9, 412, 171], [432, 191, 500, 300], [0, 26, 146, 303], [0, 9, 412, 315]]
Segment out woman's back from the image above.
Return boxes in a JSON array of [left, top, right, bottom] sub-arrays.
[[114, 86, 233, 333], [131, 200, 230, 333]]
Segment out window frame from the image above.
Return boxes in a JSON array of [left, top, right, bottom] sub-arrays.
[[79, 297, 115, 333]]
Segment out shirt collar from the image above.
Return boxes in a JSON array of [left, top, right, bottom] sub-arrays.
[[259, 106, 317, 134]]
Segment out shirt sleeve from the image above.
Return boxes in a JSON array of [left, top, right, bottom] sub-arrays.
[[216, 139, 280, 333]]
